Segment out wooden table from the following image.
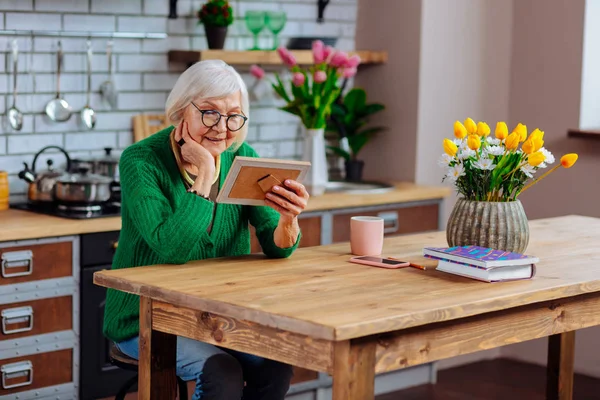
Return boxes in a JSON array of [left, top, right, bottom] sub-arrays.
[[94, 215, 600, 400]]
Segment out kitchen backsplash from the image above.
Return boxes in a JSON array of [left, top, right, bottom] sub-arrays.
[[0, 0, 357, 200]]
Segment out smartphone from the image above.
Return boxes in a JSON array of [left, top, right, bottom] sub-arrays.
[[349, 256, 410, 269]]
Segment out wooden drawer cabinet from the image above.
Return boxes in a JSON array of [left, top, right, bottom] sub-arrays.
[[0, 349, 72, 395], [0, 241, 72, 286], [332, 204, 439, 243], [250, 216, 322, 253], [0, 296, 72, 341]]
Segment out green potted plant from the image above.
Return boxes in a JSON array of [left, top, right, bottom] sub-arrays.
[[326, 88, 385, 182], [197, 0, 234, 49]]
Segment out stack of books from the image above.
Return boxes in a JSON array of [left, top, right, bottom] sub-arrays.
[[423, 245, 539, 283]]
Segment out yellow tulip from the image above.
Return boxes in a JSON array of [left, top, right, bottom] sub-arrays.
[[513, 123, 527, 142], [467, 134, 481, 151], [443, 138, 458, 157], [505, 132, 520, 150], [560, 153, 578, 168], [522, 139, 535, 154], [529, 128, 544, 142], [495, 122, 508, 140], [528, 151, 546, 167], [453, 121, 467, 139], [477, 122, 491, 137], [464, 118, 477, 134]]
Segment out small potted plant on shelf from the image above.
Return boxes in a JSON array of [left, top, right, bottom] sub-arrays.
[[326, 88, 386, 182], [197, 0, 233, 50], [441, 118, 579, 253]]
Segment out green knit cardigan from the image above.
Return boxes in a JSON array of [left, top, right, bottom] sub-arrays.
[[103, 127, 300, 343]]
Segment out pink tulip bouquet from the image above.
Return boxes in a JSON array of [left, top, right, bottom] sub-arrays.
[[250, 40, 361, 129]]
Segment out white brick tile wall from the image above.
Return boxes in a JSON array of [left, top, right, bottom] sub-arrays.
[[91, 0, 142, 14], [8, 134, 64, 154], [63, 14, 116, 32], [94, 112, 134, 131], [64, 132, 117, 151], [35, 0, 88, 13], [6, 12, 62, 31], [117, 16, 167, 33], [118, 54, 168, 72], [144, 0, 194, 16], [143, 73, 179, 91], [118, 130, 133, 148], [0, 0, 357, 197], [260, 124, 299, 141], [0, 0, 32, 11], [142, 36, 190, 53], [117, 92, 166, 111]]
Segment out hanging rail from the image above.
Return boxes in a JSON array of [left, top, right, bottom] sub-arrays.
[[0, 30, 167, 39]]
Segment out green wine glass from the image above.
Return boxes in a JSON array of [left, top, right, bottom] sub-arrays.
[[265, 11, 287, 50], [244, 11, 266, 51]]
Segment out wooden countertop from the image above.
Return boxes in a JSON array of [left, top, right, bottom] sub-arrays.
[[0, 182, 450, 242]]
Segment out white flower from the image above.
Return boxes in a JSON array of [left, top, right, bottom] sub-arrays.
[[540, 148, 555, 164], [446, 164, 465, 182], [453, 138, 464, 147], [486, 145, 504, 156], [459, 140, 470, 151], [473, 158, 496, 170], [458, 148, 476, 160], [521, 164, 536, 178], [438, 154, 454, 168], [486, 137, 501, 146]]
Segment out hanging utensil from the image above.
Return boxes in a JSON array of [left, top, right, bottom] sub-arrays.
[[80, 40, 96, 130], [7, 39, 23, 131], [45, 41, 72, 122], [99, 40, 118, 110]]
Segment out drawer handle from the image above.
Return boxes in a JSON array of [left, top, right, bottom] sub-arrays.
[[1, 360, 33, 389], [1, 250, 34, 278], [1, 306, 34, 335], [378, 211, 399, 234]]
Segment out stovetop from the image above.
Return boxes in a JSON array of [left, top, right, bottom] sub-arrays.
[[11, 202, 121, 219]]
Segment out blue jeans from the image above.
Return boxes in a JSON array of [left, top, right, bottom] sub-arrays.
[[117, 335, 293, 400]]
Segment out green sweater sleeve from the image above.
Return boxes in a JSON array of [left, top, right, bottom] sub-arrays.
[[241, 145, 301, 258], [119, 146, 215, 264]]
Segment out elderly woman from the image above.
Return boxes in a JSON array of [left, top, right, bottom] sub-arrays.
[[103, 59, 310, 400]]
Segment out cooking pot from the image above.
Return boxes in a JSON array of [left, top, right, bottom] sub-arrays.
[[17, 146, 72, 203], [93, 147, 119, 182], [55, 166, 113, 204]]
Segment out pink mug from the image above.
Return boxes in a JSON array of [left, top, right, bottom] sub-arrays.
[[350, 216, 384, 256]]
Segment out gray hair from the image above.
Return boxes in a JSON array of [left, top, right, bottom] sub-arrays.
[[165, 59, 249, 151]]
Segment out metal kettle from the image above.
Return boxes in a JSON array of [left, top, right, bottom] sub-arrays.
[[17, 146, 72, 203]]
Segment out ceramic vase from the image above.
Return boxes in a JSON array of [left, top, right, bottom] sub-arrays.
[[204, 25, 227, 49], [446, 198, 530, 254], [302, 127, 328, 196]]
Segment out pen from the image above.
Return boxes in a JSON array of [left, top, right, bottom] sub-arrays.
[[388, 257, 427, 271]]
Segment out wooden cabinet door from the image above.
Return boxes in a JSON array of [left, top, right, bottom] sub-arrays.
[[332, 204, 439, 243], [250, 216, 321, 253]]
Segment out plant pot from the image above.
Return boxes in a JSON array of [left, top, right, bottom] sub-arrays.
[[345, 159, 364, 182], [302, 127, 328, 196], [204, 25, 227, 49], [446, 198, 530, 253]]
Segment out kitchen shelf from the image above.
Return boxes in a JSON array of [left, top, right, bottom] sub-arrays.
[[568, 129, 600, 140], [168, 50, 388, 66]]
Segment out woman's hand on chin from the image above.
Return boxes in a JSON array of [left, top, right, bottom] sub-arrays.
[[175, 121, 215, 176]]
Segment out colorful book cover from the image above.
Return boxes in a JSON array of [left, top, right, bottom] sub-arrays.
[[423, 245, 539, 268]]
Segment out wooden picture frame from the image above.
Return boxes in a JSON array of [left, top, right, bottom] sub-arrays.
[[216, 156, 311, 206]]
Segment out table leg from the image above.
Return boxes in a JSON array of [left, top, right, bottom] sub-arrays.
[[546, 331, 576, 400], [139, 296, 177, 400], [332, 339, 376, 400]]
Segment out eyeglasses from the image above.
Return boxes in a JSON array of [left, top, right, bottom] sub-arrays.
[[191, 102, 248, 132]]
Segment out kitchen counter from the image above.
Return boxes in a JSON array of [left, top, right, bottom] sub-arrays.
[[0, 182, 451, 242]]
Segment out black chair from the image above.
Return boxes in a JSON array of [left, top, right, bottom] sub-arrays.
[[109, 343, 189, 400]]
